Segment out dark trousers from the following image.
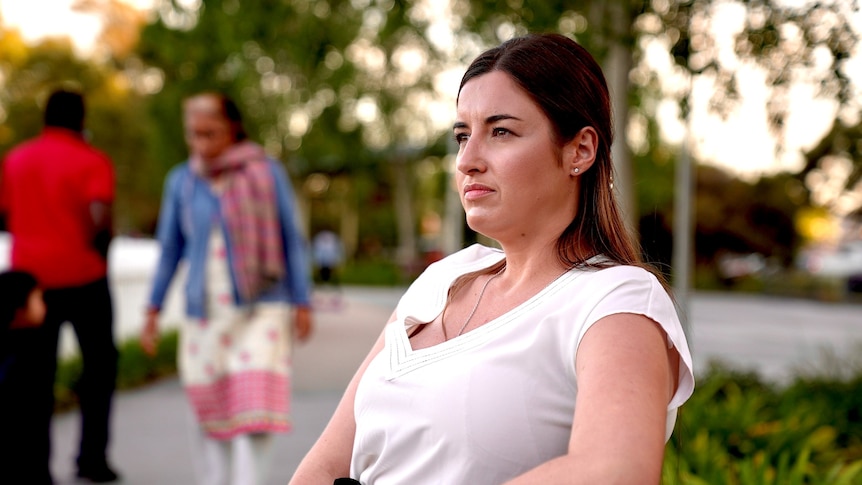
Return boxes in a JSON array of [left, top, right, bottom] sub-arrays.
[[3, 277, 118, 484]]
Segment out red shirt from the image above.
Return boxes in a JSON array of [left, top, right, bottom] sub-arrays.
[[0, 128, 115, 288]]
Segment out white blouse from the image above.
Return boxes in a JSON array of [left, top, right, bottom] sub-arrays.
[[350, 245, 695, 484]]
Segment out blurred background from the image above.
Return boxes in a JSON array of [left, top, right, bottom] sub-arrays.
[[1, 0, 860, 297], [2, 1, 862, 483]]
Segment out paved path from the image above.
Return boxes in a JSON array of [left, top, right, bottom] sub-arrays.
[[49, 288, 862, 484]]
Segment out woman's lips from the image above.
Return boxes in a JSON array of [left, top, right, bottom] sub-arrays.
[[463, 184, 494, 200]]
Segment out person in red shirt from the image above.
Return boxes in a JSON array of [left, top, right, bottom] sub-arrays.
[[0, 89, 120, 483]]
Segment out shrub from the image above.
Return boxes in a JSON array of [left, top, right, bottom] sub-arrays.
[[664, 362, 862, 484], [54, 330, 178, 412], [339, 259, 405, 286]]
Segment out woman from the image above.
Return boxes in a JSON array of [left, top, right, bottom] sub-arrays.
[[291, 34, 694, 484], [142, 92, 313, 485]]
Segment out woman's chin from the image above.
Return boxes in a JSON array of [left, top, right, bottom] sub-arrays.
[[465, 218, 502, 241]]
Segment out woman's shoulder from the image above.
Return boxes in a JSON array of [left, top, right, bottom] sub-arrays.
[[259, 157, 292, 184], [167, 160, 192, 176], [587, 263, 659, 281], [163, 162, 192, 188], [571, 262, 670, 303]]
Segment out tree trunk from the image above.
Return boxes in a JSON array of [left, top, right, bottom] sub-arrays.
[[339, 185, 360, 259], [603, 3, 637, 232], [390, 156, 418, 272]]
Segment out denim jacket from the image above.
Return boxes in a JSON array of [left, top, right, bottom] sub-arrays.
[[147, 159, 311, 318]]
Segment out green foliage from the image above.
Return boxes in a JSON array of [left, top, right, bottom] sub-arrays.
[[3, 0, 859, 266], [54, 330, 179, 412], [339, 259, 405, 286], [0, 36, 156, 234], [664, 362, 862, 484], [116, 330, 179, 389], [638, 155, 805, 283], [694, 166, 801, 267], [132, 0, 455, 267], [54, 351, 84, 412], [135, 0, 445, 178]]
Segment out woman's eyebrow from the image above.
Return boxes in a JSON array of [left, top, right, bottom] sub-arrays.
[[453, 114, 523, 131], [486, 114, 521, 124]]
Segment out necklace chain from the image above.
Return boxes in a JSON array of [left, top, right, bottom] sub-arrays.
[[453, 265, 506, 338]]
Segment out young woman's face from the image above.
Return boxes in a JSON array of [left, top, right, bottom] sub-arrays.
[[454, 71, 579, 243], [184, 110, 234, 162]]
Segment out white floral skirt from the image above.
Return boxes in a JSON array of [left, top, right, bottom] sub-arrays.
[[179, 229, 292, 440]]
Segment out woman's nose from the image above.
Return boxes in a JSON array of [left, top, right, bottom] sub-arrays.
[[455, 137, 486, 174]]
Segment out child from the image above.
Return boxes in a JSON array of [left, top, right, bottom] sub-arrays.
[[0, 270, 46, 377], [0, 270, 48, 483]]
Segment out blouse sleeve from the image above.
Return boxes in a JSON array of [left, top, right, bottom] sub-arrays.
[[572, 265, 695, 411]]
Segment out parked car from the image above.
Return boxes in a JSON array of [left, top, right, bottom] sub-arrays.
[[718, 252, 766, 279], [798, 241, 862, 294], [798, 241, 862, 278]]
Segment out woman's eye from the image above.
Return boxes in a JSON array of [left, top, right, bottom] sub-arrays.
[[454, 132, 469, 144], [492, 127, 510, 137]]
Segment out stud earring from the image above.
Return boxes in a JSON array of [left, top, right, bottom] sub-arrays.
[[571, 167, 580, 175]]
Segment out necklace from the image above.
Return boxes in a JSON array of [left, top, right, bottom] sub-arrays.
[[453, 265, 506, 338]]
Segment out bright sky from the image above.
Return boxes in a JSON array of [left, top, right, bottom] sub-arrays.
[[0, 0, 854, 183], [0, 0, 104, 54]]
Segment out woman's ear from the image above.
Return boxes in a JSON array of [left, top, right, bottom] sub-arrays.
[[564, 127, 598, 175]]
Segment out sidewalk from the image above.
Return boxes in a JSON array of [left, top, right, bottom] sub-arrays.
[[51, 287, 395, 485], [50, 288, 862, 484]]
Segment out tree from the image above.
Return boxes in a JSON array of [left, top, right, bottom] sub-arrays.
[[695, 165, 800, 266], [800, 119, 862, 216], [134, 0, 457, 265], [457, 0, 860, 287], [0, 30, 150, 233], [458, 0, 859, 181]]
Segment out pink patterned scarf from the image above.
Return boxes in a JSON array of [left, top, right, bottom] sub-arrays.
[[191, 141, 285, 301]]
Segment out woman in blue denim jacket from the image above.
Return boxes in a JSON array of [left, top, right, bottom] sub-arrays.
[[142, 92, 312, 485]]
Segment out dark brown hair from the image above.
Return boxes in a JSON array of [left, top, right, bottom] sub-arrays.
[[0, 270, 38, 328], [458, 33, 648, 273]]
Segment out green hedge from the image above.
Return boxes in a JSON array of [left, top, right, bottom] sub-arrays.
[[54, 330, 179, 412], [337, 259, 408, 286], [664, 362, 862, 484]]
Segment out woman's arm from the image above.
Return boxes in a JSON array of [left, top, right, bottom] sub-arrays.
[[289, 311, 396, 484], [88, 201, 113, 259], [270, 161, 312, 307], [505, 312, 680, 485], [147, 168, 186, 310], [142, 168, 186, 356]]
